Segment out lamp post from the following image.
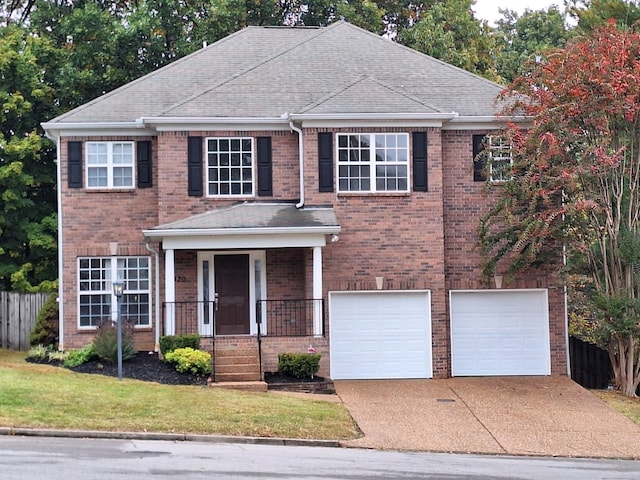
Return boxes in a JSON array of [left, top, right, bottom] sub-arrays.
[[112, 280, 124, 381]]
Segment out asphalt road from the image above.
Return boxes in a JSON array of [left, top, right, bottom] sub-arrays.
[[1, 436, 640, 479]]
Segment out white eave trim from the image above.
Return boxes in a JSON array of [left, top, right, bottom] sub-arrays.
[[444, 115, 531, 130], [41, 121, 155, 140], [143, 225, 341, 238]]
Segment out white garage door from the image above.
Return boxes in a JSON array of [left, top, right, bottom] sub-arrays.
[[329, 291, 432, 380], [450, 289, 551, 376]]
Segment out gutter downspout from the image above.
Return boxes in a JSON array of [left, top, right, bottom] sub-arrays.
[[145, 240, 161, 352], [289, 119, 305, 209]]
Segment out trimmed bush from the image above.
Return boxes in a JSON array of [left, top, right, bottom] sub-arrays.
[[159, 334, 201, 355], [27, 344, 51, 362], [164, 347, 212, 376], [29, 294, 59, 347], [278, 352, 321, 379], [92, 321, 137, 364], [63, 344, 97, 367]]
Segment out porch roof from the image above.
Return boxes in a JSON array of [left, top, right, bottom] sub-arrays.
[[143, 203, 341, 249]]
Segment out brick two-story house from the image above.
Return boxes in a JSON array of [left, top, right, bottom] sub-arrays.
[[43, 22, 568, 381]]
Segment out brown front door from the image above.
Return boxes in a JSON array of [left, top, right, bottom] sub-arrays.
[[214, 254, 250, 335]]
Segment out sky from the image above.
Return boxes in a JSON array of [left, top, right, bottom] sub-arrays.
[[473, 0, 565, 24]]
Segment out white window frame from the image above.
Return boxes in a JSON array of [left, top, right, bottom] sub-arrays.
[[337, 133, 409, 193], [487, 135, 513, 183], [85, 142, 135, 189], [205, 137, 255, 197], [77, 256, 151, 329]]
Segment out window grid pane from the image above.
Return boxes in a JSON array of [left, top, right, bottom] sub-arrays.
[[86, 142, 134, 189], [78, 256, 150, 327], [337, 133, 409, 193], [488, 136, 513, 182], [206, 137, 253, 197]]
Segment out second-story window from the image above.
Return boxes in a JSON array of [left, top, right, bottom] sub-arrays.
[[206, 137, 254, 196], [86, 142, 134, 188], [337, 133, 409, 193], [487, 135, 512, 182]]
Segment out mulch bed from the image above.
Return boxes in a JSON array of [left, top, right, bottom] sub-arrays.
[[26, 352, 336, 393]]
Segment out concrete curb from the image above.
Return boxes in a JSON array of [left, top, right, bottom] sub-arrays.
[[0, 427, 341, 448]]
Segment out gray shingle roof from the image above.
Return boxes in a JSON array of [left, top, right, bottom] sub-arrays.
[[148, 203, 340, 232], [48, 22, 504, 124]]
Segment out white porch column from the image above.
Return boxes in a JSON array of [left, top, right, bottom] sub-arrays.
[[312, 246, 323, 337], [164, 248, 176, 335]]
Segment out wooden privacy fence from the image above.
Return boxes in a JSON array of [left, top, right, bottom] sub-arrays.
[[0, 292, 51, 351], [569, 335, 613, 389]]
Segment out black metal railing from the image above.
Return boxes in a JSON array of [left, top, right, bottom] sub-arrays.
[[257, 299, 324, 337], [162, 301, 215, 337]]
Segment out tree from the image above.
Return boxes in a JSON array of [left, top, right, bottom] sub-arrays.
[[398, 0, 499, 80], [0, 25, 58, 291], [478, 23, 640, 396], [568, 0, 640, 31], [494, 6, 572, 84]]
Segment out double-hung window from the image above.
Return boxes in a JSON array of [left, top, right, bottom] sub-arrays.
[[487, 135, 512, 182], [78, 257, 150, 328], [206, 137, 254, 196], [337, 133, 409, 193], [86, 142, 135, 188]]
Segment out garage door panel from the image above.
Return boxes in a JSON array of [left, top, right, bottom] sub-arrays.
[[451, 290, 550, 376], [330, 291, 432, 380]]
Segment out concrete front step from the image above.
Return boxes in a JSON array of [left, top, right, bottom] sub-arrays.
[[215, 354, 259, 366], [214, 372, 262, 382], [215, 363, 261, 375], [215, 347, 259, 357]]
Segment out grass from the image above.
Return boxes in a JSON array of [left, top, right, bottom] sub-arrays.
[[592, 390, 640, 425], [0, 350, 360, 440]]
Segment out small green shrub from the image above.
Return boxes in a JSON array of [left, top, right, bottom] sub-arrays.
[[164, 347, 212, 376], [159, 334, 201, 355], [278, 352, 321, 379], [47, 350, 69, 363], [63, 344, 97, 367], [92, 321, 137, 364], [29, 294, 59, 347]]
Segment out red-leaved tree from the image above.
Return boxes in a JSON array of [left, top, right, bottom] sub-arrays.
[[479, 22, 640, 396]]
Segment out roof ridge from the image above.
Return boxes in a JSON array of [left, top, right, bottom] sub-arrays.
[[162, 25, 338, 116], [50, 27, 252, 123]]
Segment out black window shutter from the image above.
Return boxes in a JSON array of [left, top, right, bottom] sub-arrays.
[[412, 132, 428, 192], [473, 134, 487, 182], [137, 141, 152, 188], [318, 132, 334, 192], [188, 136, 203, 197], [257, 136, 273, 196], [68, 141, 83, 188]]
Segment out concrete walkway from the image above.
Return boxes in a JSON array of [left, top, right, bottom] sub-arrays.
[[335, 377, 640, 458]]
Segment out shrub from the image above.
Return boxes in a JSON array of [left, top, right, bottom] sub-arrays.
[[29, 294, 59, 347], [47, 350, 69, 363], [63, 344, 97, 368], [159, 334, 201, 355], [278, 352, 321, 379], [27, 344, 51, 362], [92, 321, 137, 364], [164, 347, 212, 376]]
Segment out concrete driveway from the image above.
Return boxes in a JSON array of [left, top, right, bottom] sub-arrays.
[[335, 377, 640, 458]]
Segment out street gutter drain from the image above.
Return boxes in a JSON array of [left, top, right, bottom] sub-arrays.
[[436, 398, 456, 403]]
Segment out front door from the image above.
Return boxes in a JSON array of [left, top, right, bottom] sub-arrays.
[[214, 254, 250, 335]]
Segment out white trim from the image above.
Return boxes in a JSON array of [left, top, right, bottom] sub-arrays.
[[56, 136, 64, 350], [164, 249, 175, 335], [312, 246, 323, 337], [158, 233, 329, 250], [198, 251, 266, 336], [85, 141, 136, 189], [142, 116, 290, 132], [144, 226, 340, 238]]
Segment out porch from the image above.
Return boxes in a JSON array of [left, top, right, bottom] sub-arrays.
[[162, 299, 326, 382]]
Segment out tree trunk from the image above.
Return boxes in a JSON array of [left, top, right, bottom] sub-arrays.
[[611, 334, 639, 398]]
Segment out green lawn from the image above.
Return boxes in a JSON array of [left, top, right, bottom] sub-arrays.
[[593, 390, 640, 425], [0, 350, 360, 440]]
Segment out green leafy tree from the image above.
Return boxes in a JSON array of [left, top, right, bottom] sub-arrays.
[[479, 23, 640, 396], [398, 0, 499, 80], [569, 0, 640, 31], [494, 6, 572, 83], [0, 25, 57, 291]]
